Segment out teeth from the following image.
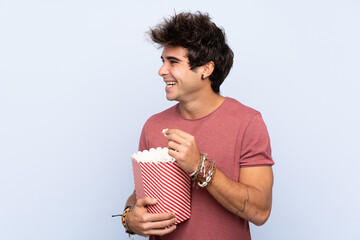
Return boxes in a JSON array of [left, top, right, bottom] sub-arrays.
[[166, 81, 176, 86]]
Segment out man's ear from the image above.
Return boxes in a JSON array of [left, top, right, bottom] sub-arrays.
[[202, 61, 215, 79]]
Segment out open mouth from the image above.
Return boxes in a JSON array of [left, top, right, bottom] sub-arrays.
[[166, 81, 177, 87]]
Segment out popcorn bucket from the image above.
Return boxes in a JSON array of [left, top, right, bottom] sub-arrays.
[[131, 147, 191, 224]]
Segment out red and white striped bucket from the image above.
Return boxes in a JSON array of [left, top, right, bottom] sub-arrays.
[[131, 149, 191, 224]]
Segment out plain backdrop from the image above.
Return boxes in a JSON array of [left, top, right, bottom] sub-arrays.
[[1, 0, 359, 239]]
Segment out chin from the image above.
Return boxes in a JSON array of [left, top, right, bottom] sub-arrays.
[[165, 95, 177, 101]]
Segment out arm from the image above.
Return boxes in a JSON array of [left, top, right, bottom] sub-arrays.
[[165, 129, 273, 225], [124, 191, 177, 237], [124, 124, 176, 236], [206, 166, 273, 225]]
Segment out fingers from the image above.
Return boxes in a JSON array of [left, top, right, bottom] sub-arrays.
[[167, 141, 184, 153], [135, 198, 175, 221], [168, 147, 180, 159], [164, 129, 201, 173], [140, 214, 177, 236], [166, 129, 195, 153], [147, 224, 177, 236], [165, 129, 192, 144], [132, 211, 177, 236], [142, 213, 176, 229], [127, 197, 177, 236], [146, 211, 175, 222], [165, 129, 187, 156], [136, 197, 158, 207], [149, 215, 176, 228]]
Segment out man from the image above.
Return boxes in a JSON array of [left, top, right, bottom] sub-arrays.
[[122, 11, 274, 239]]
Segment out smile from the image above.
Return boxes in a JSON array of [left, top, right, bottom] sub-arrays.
[[166, 81, 177, 87]]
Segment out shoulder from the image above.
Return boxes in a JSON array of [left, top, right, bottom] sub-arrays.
[[139, 104, 179, 150], [143, 104, 179, 127], [223, 97, 261, 120]]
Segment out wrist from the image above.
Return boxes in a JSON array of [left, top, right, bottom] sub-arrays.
[[190, 153, 216, 188], [196, 158, 216, 188], [122, 206, 135, 235], [189, 153, 206, 179]]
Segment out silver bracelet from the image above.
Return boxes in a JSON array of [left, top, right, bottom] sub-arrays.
[[189, 169, 198, 177], [190, 153, 207, 180], [198, 160, 216, 188]]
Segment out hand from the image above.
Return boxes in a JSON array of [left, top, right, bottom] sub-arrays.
[[126, 197, 177, 237], [165, 129, 201, 173]]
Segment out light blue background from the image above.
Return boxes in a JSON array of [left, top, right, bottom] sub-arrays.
[[1, 0, 359, 239]]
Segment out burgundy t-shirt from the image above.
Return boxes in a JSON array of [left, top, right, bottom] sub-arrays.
[[138, 97, 274, 240]]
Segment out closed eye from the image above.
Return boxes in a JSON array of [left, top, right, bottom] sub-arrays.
[[160, 56, 181, 65]]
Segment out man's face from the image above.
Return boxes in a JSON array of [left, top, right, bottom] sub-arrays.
[[159, 46, 205, 102]]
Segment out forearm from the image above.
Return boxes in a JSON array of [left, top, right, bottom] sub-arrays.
[[125, 191, 137, 207], [206, 168, 273, 226]]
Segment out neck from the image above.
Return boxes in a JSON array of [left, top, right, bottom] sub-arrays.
[[178, 92, 225, 119]]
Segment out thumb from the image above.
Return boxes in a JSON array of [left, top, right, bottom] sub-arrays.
[[137, 197, 158, 207]]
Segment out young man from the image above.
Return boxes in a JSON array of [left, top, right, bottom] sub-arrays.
[[122, 12, 274, 239]]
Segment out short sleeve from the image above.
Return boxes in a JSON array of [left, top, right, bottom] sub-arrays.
[[138, 124, 148, 151], [239, 114, 274, 167]]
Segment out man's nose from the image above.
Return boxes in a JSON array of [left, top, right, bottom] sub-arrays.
[[158, 63, 169, 76]]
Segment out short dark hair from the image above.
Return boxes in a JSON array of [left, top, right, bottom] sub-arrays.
[[148, 11, 234, 93]]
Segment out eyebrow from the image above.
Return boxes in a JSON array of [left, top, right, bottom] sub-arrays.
[[160, 56, 182, 62]]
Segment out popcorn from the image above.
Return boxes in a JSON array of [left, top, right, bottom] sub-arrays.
[[162, 128, 169, 137], [132, 147, 175, 163], [131, 147, 191, 224]]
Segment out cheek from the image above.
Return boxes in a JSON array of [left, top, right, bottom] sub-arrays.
[[171, 70, 184, 82], [188, 73, 202, 85]]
